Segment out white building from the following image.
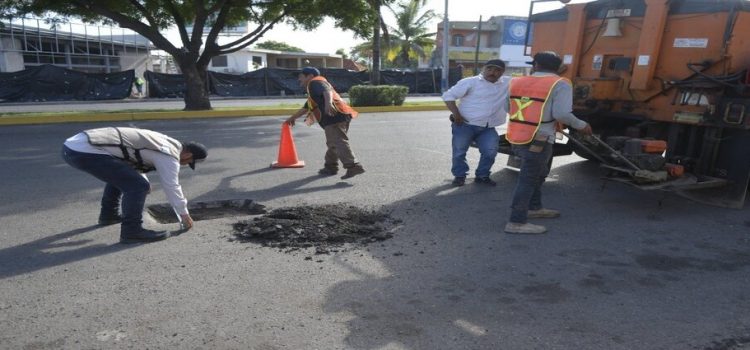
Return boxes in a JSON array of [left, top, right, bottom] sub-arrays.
[[0, 18, 152, 75], [206, 48, 344, 74]]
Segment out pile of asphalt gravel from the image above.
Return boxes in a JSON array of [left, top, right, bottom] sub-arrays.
[[231, 204, 397, 254]]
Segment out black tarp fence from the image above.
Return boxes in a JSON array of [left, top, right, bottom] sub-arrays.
[[146, 67, 461, 98], [0, 64, 134, 102], [0, 65, 462, 102]]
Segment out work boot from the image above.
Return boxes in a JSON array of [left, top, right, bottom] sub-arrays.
[[120, 228, 168, 244], [98, 214, 122, 226], [340, 165, 365, 180], [527, 208, 561, 219], [318, 167, 338, 176], [474, 177, 497, 186], [504, 222, 547, 234], [452, 176, 466, 187]]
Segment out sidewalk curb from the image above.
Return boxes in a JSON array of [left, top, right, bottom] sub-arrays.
[[0, 105, 447, 126]]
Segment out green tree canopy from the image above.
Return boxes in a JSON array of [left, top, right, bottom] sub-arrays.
[[255, 40, 304, 52], [0, 0, 377, 110], [335, 48, 348, 59]]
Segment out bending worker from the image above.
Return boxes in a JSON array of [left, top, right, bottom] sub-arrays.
[[62, 127, 207, 243], [442, 59, 510, 187], [286, 67, 365, 180], [504, 52, 592, 235]]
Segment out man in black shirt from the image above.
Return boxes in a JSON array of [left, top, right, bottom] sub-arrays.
[[285, 67, 365, 179]]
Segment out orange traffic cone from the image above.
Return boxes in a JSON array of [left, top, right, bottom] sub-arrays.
[[271, 122, 305, 168]]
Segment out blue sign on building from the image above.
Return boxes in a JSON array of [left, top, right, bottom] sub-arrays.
[[503, 19, 529, 45]]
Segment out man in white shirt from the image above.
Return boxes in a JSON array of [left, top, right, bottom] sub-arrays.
[[442, 59, 510, 187], [61, 127, 207, 243]]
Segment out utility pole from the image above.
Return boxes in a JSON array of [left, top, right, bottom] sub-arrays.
[[440, 0, 449, 92], [473, 15, 483, 75]]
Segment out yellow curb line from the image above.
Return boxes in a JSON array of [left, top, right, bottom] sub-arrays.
[[0, 105, 447, 126]]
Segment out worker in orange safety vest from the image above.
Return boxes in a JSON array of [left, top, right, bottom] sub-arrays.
[[504, 52, 593, 235], [285, 67, 364, 180]]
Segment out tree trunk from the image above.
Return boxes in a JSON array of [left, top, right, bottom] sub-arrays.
[[370, 4, 381, 85], [178, 59, 212, 111]]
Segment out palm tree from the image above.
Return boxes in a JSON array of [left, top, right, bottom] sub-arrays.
[[366, 0, 394, 84], [385, 0, 437, 69]]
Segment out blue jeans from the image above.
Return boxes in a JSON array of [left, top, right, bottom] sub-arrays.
[[62, 145, 150, 234], [509, 143, 554, 223], [451, 123, 499, 178]]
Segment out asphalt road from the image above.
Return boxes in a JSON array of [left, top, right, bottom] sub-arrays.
[[0, 96, 443, 113], [1, 111, 749, 349]]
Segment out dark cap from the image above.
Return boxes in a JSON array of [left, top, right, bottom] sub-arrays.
[[182, 142, 207, 170], [484, 59, 506, 69], [301, 66, 320, 77], [526, 51, 563, 71]]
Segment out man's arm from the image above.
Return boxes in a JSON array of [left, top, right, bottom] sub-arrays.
[[551, 82, 592, 135], [148, 150, 194, 229], [285, 107, 308, 126], [443, 101, 464, 124], [323, 87, 335, 116], [442, 78, 471, 124]]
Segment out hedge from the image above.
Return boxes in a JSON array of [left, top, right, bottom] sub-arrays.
[[348, 85, 409, 107]]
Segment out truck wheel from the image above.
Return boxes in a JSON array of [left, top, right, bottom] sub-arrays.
[[570, 142, 599, 161], [567, 131, 601, 162]]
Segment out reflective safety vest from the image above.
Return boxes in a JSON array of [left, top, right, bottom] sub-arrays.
[[306, 76, 358, 121], [84, 127, 182, 172], [506, 75, 567, 145]]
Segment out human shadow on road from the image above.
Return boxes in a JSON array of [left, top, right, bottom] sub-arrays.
[[190, 168, 353, 204], [0, 225, 131, 279], [321, 160, 750, 349]]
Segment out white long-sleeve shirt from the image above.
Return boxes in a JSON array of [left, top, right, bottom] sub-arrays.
[[64, 133, 189, 215], [442, 74, 510, 127]]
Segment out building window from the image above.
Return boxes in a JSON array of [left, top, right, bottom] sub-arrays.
[[212, 55, 228, 67], [452, 34, 464, 46], [276, 58, 297, 68]]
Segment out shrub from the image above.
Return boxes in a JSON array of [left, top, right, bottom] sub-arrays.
[[349, 85, 409, 107]]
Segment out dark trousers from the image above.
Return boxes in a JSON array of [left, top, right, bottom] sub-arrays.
[[323, 121, 359, 169], [62, 145, 149, 234], [509, 143, 554, 223]]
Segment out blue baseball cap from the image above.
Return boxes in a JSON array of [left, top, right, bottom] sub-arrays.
[[301, 67, 320, 76]]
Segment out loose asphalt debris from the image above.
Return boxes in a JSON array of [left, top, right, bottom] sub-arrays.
[[231, 204, 399, 254]]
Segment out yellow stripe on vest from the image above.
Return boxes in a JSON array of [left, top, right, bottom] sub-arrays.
[[509, 98, 535, 122]]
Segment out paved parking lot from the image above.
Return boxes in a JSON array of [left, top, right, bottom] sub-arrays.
[[0, 111, 748, 349]]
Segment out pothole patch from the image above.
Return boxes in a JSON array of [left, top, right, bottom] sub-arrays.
[[147, 199, 266, 223], [231, 204, 399, 254]]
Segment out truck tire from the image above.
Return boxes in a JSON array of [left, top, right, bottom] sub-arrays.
[[567, 130, 601, 162]]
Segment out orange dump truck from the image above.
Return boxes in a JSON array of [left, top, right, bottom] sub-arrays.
[[519, 0, 750, 208]]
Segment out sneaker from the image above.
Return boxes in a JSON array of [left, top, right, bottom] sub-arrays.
[[451, 176, 466, 187], [527, 208, 561, 219], [120, 228, 168, 244], [474, 177, 497, 186], [341, 165, 365, 179], [318, 167, 338, 176], [98, 214, 122, 226], [504, 222, 547, 234]]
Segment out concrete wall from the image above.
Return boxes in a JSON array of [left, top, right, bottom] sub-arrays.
[[119, 52, 151, 76], [0, 38, 25, 72]]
